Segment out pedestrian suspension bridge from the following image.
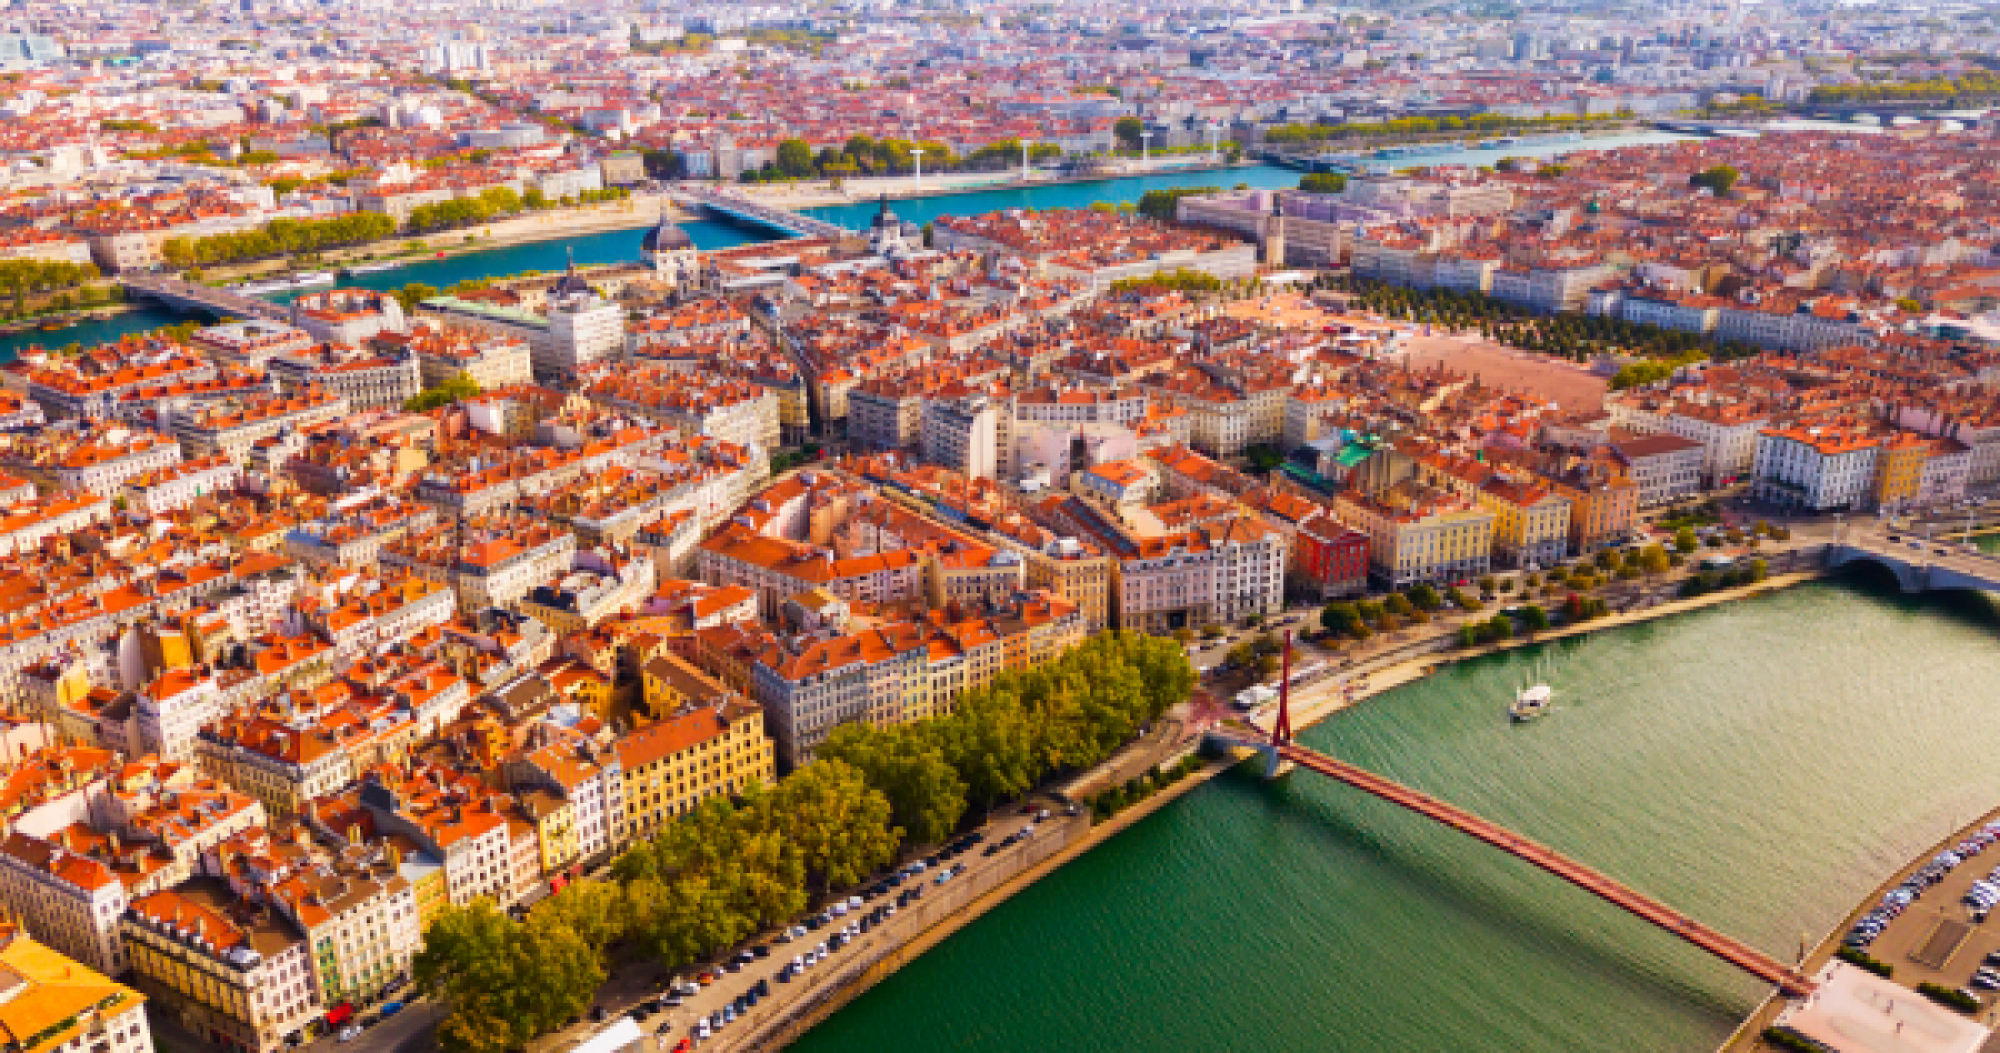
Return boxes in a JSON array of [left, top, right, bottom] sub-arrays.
[[1205, 633, 1816, 998]]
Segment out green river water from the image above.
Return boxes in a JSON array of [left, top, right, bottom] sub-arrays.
[[796, 579, 2000, 1051]]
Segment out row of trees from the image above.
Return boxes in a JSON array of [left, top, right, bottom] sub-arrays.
[[1679, 557, 1770, 597], [1263, 109, 1632, 146], [1809, 73, 2000, 104], [1108, 268, 1222, 295], [162, 184, 629, 269], [414, 631, 1194, 1052], [751, 135, 1068, 182], [160, 212, 396, 269], [0, 259, 99, 314], [1339, 279, 1763, 370], [406, 185, 628, 234]]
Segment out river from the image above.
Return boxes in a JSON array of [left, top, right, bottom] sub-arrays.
[[794, 580, 2000, 1052], [3, 132, 1707, 362]]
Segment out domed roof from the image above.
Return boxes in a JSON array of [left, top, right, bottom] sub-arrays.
[[643, 218, 693, 252]]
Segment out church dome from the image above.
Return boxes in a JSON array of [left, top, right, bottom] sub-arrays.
[[643, 219, 693, 253]]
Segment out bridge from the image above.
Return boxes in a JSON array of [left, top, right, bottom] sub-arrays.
[[1208, 633, 1817, 999], [1825, 528, 2000, 594], [676, 189, 848, 240], [118, 274, 287, 322]]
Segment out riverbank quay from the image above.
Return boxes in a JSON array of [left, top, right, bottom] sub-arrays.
[[178, 194, 686, 286], [719, 741, 1223, 1052], [563, 549, 1844, 1052], [1267, 562, 1830, 733], [1722, 802, 2000, 1052], [701, 159, 1251, 211]]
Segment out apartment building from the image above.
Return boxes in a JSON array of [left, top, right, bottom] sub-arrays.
[[0, 920, 152, 1053], [1609, 431, 1706, 508], [1751, 424, 1882, 511], [616, 696, 774, 838], [1333, 479, 1494, 588]]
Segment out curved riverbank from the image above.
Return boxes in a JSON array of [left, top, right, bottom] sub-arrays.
[[743, 551, 1846, 1051], [794, 573, 2000, 1053], [1721, 800, 2000, 1052]]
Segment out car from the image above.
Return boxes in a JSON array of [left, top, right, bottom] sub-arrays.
[[337, 1026, 364, 1043], [724, 959, 743, 973], [1975, 969, 2000, 990], [665, 995, 685, 1008], [694, 1021, 712, 1041], [936, 870, 953, 884], [984, 844, 1001, 857], [723, 1005, 737, 1024], [910, 860, 928, 874], [379, 1001, 405, 1018], [829, 901, 849, 917], [590, 1005, 607, 1023], [756, 980, 770, 996], [846, 895, 864, 911]]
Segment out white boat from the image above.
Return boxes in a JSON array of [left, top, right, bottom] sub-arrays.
[[342, 261, 402, 275], [1510, 684, 1553, 722], [288, 271, 335, 288], [229, 278, 295, 296]]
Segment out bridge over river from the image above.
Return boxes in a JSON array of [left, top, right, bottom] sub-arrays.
[[1207, 634, 1818, 999], [1826, 526, 2000, 594], [118, 274, 288, 322]]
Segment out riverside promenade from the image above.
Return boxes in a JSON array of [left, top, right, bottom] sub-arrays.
[[530, 539, 1846, 1053]]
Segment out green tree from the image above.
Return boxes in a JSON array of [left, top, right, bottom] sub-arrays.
[[1321, 602, 1361, 636], [528, 880, 627, 957], [1407, 583, 1443, 611], [1689, 164, 1741, 197], [1674, 527, 1698, 555], [775, 138, 817, 178], [772, 759, 901, 891], [416, 901, 604, 1053], [393, 282, 440, 312], [820, 724, 968, 846], [1638, 544, 1672, 577], [1134, 186, 1218, 221], [1520, 605, 1550, 631], [405, 370, 481, 411], [1113, 116, 1146, 150], [1299, 172, 1347, 194]]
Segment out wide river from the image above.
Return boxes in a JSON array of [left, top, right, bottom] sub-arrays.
[[0, 130, 1712, 362], [795, 579, 2000, 1052]]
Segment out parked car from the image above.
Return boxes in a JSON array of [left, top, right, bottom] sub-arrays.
[[337, 1026, 363, 1043]]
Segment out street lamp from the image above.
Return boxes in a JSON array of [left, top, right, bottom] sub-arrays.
[[1020, 139, 1032, 181], [911, 148, 924, 192], [1140, 131, 1153, 167]]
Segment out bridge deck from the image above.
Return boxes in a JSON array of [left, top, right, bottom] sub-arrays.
[[682, 191, 846, 239], [119, 274, 286, 321], [1216, 726, 1813, 997]]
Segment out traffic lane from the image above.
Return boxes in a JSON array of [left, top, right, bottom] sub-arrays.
[[302, 1003, 434, 1053], [688, 815, 1084, 1050], [599, 806, 1074, 1048]]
